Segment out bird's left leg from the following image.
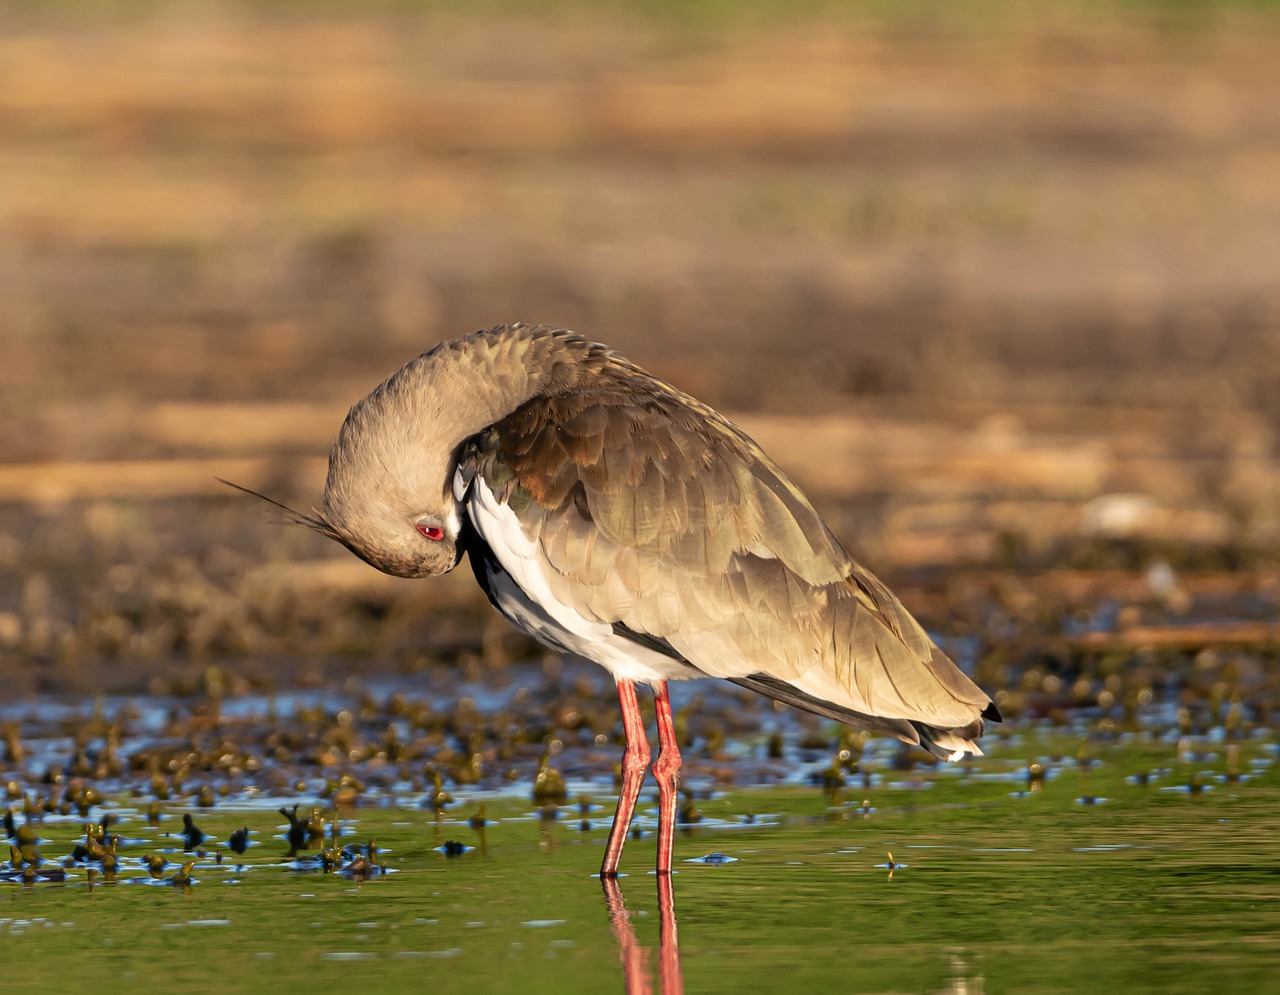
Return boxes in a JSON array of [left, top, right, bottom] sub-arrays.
[[651, 681, 682, 875]]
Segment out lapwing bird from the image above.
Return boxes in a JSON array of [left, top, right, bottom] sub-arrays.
[[233, 323, 998, 876]]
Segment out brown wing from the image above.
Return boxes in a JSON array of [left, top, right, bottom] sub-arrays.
[[457, 363, 991, 735]]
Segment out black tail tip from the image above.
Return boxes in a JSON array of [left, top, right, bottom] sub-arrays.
[[982, 701, 1003, 723]]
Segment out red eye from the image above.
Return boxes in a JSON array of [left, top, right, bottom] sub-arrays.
[[415, 524, 444, 541]]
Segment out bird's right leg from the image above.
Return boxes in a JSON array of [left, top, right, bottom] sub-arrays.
[[651, 681, 682, 875], [601, 678, 651, 877]]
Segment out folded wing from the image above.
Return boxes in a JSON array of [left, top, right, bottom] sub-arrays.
[[457, 363, 996, 755]]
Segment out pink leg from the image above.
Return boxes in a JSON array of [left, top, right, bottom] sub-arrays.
[[601, 679, 651, 877], [652, 681, 682, 875]]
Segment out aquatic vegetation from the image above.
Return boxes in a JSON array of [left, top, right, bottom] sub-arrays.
[[0, 717, 1272, 992]]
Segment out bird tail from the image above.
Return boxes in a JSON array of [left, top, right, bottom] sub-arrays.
[[912, 701, 1002, 761]]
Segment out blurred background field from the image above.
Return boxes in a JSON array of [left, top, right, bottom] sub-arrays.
[[4, 8, 1280, 991], [0, 0, 1278, 702]]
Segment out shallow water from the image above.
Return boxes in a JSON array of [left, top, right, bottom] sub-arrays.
[[3, 722, 1278, 994]]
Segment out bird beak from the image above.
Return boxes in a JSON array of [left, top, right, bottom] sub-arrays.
[[217, 477, 341, 540]]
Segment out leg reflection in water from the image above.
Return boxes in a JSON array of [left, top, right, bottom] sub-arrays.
[[601, 873, 684, 995]]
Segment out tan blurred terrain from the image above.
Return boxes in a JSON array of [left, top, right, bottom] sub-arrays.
[[0, 4, 1278, 691]]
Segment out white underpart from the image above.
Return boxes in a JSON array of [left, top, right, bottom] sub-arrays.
[[465, 476, 696, 684]]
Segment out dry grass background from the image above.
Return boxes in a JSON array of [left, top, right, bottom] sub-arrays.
[[0, 1, 1278, 690]]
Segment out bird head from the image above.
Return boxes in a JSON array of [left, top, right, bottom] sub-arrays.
[[316, 386, 466, 579], [224, 325, 595, 579], [220, 379, 466, 580], [222, 335, 509, 579]]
